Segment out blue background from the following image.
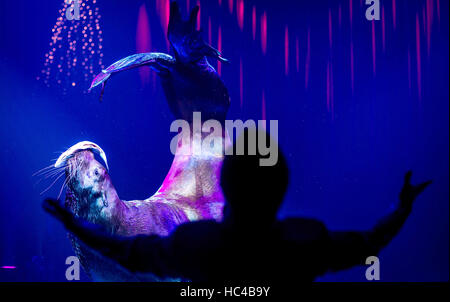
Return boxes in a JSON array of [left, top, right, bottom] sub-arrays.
[[0, 0, 448, 281]]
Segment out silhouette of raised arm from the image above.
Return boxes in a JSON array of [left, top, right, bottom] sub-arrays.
[[42, 198, 171, 276], [325, 171, 432, 272]]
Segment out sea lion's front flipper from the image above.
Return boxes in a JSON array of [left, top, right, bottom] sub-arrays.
[[89, 52, 175, 98]]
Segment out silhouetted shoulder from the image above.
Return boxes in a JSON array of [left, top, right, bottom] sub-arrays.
[[171, 220, 222, 241], [277, 217, 329, 242], [266, 217, 331, 280], [169, 220, 223, 253], [165, 220, 224, 281]]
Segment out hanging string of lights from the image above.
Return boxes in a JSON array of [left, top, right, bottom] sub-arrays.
[[38, 0, 104, 93]]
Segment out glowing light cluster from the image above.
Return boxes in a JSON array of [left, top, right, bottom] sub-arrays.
[[38, 0, 104, 93]]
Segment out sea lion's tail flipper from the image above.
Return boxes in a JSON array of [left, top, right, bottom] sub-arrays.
[[89, 53, 175, 99], [168, 2, 229, 64]]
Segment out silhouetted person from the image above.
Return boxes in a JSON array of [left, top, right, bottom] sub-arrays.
[[43, 129, 432, 281]]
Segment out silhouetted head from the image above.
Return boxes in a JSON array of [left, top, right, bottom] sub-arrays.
[[220, 129, 289, 228]]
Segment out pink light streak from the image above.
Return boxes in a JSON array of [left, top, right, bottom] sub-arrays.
[[196, 0, 201, 31], [218, 26, 222, 76], [426, 0, 433, 56], [392, 0, 397, 30], [228, 0, 234, 14], [1, 266, 16, 269], [350, 0, 354, 94], [284, 25, 289, 76], [326, 61, 335, 119], [349, 0, 353, 29], [331, 62, 334, 121], [136, 4, 152, 86], [136, 4, 151, 53], [156, 0, 170, 50], [327, 8, 333, 118], [295, 37, 299, 73], [382, 6, 386, 52], [326, 62, 330, 112], [422, 7, 426, 34], [305, 27, 311, 90], [407, 48, 412, 95], [416, 13, 422, 102], [328, 9, 333, 48], [252, 6, 256, 40], [261, 11, 267, 55], [237, 0, 244, 31], [351, 41, 354, 94]]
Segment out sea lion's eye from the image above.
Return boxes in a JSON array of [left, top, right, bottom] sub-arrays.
[[94, 169, 99, 176]]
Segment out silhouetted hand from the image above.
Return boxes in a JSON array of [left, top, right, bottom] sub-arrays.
[[43, 198, 95, 236], [42, 198, 76, 227], [399, 171, 432, 209], [43, 198, 131, 263], [43, 198, 111, 242]]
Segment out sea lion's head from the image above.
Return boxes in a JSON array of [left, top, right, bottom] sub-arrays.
[[66, 150, 108, 198], [55, 142, 121, 229]]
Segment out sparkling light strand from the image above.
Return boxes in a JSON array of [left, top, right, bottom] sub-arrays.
[[39, 0, 104, 93]]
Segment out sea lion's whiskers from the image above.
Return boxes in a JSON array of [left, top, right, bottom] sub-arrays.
[[42, 170, 65, 186], [34, 167, 64, 178], [57, 176, 69, 200], [32, 164, 59, 177], [40, 172, 65, 196], [33, 154, 66, 176], [57, 164, 75, 200], [42, 168, 64, 179], [33, 166, 65, 187]]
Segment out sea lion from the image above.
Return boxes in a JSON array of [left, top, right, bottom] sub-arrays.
[[56, 138, 227, 237], [55, 138, 226, 281], [52, 2, 231, 281]]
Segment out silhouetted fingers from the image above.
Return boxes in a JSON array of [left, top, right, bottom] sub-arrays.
[[42, 198, 64, 220], [414, 180, 432, 196], [42, 198, 72, 223], [404, 171, 413, 186]]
